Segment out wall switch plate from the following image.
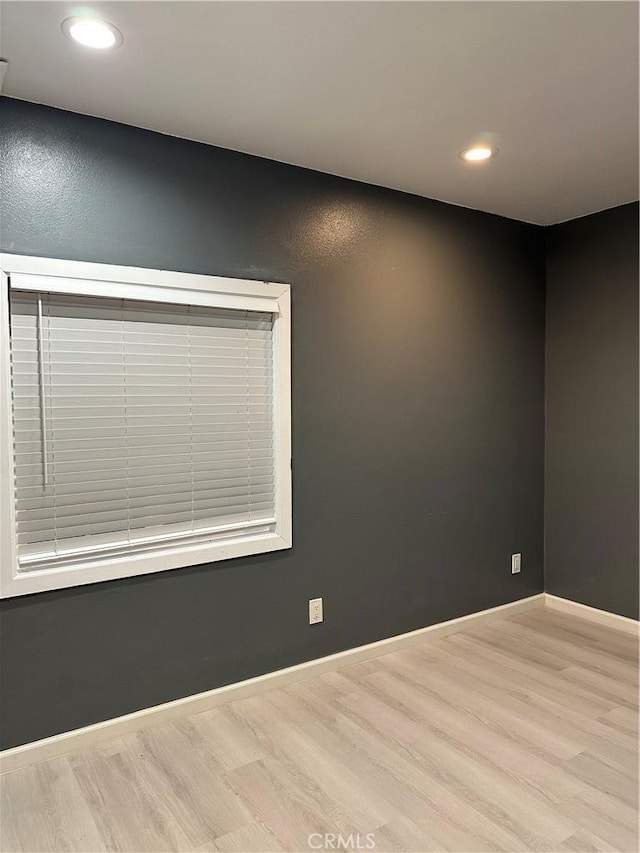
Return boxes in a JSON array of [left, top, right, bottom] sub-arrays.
[[511, 553, 522, 574], [309, 597, 323, 624]]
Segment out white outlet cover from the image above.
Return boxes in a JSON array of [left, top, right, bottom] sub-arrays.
[[511, 553, 522, 574], [309, 597, 323, 624]]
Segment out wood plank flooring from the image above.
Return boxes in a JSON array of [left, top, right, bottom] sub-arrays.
[[1, 607, 638, 852]]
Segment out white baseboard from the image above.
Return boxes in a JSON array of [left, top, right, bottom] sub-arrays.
[[0, 593, 543, 774], [544, 593, 640, 636]]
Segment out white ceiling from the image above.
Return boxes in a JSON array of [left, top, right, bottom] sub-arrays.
[[1, 1, 638, 225]]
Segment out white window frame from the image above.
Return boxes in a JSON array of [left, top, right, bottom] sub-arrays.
[[0, 254, 292, 598]]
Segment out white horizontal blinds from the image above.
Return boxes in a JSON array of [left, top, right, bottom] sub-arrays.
[[10, 288, 276, 569]]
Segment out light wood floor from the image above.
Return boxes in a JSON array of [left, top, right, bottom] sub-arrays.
[[1, 607, 638, 853]]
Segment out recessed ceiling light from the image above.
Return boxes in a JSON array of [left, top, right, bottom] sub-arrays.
[[62, 17, 123, 50], [459, 145, 499, 163]]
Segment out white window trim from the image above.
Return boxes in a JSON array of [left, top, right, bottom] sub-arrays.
[[0, 254, 292, 598]]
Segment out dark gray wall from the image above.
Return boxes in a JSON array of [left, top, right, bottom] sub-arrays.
[[545, 203, 639, 619], [0, 99, 545, 749]]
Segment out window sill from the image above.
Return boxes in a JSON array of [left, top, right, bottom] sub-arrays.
[[2, 530, 292, 598]]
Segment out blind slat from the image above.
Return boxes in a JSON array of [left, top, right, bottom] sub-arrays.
[[18, 500, 276, 535], [18, 496, 277, 534], [18, 483, 275, 515], [15, 455, 273, 485], [16, 478, 274, 502], [18, 517, 277, 565]]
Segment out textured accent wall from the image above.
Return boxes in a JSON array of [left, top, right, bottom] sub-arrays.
[[0, 99, 545, 749], [545, 203, 639, 619]]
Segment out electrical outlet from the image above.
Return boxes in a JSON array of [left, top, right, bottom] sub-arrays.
[[309, 597, 323, 624], [511, 553, 522, 574]]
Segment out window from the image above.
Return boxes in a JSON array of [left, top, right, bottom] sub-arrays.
[[0, 255, 291, 597]]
